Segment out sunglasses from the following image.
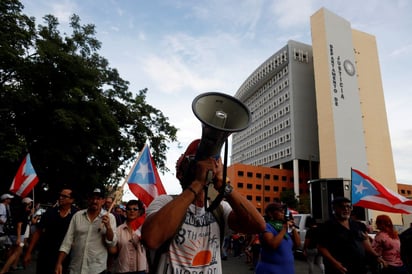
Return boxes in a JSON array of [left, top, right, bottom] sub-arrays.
[[126, 207, 139, 211], [59, 194, 71, 199], [338, 204, 352, 210]]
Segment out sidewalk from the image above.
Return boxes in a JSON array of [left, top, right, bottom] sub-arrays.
[[10, 252, 322, 274], [222, 254, 323, 274]]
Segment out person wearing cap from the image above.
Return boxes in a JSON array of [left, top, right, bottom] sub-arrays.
[[0, 196, 33, 274], [0, 194, 14, 237], [255, 202, 301, 274], [55, 188, 117, 274], [317, 197, 384, 274], [23, 187, 78, 274], [142, 139, 265, 274]]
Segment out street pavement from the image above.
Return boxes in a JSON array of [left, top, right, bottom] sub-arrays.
[[11, 253, 323, 274], [222, 254, 323, 274]]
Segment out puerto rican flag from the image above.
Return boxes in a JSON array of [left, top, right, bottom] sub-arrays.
[[351, 168, 412, 214], [127, 144, 166, 207], [10, 154, 39, 197]]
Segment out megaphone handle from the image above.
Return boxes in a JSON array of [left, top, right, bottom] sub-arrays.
[[206, 140, 228, 212]]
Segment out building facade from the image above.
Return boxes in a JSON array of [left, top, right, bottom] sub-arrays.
[[311, 8, 400, 223], [229, 8, 403, 224], [227, 163, 310, 214], [398, 183, 412, 199], [232, 40, 319, 198]]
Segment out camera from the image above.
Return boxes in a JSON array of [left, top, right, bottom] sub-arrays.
[[283, 205, 291, 222]]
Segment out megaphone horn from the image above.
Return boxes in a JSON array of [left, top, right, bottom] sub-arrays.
[[192, 92, 251, 161]]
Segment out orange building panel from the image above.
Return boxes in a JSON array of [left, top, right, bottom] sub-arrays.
[[227, 163, 310, 214]]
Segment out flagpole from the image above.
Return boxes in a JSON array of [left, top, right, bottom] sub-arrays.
[[108, 144, 148, 213], [350, 167, 353, 202]]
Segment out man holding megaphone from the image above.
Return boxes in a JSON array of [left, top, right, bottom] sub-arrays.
[[142, 92, 266, 274]]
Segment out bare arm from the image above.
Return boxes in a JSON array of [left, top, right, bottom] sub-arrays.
[[261, 224, 288, 250], [141, 184, 198, 249], [23, 228, 42, 266], [318, 244, 347, 274], [55, 251, 68, 274], [16, 221, 23, 246], [363, 235, 386, 266], [290, 227, 301, 248], [213, 161, 265, 234], [225, 189, 266, 234]]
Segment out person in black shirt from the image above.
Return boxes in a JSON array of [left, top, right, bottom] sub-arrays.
[[23, 188, 78, 274], [317, 197, 383, 274], [0, 197, 32, 274], [399, 223, 412, 274], [303, 216, 324, 274]]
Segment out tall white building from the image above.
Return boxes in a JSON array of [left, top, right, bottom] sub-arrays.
[[232, 8, 400, 223], [232, 40, 319, 197]]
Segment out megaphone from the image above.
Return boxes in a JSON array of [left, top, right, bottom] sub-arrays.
[[192, 92, 251, 161]]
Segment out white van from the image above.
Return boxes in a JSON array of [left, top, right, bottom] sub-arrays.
[[292, 213, 312, 256]]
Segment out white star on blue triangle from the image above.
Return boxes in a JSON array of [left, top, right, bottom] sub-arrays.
[[128, 147, 155, 185], [351, 170, 379, 204]]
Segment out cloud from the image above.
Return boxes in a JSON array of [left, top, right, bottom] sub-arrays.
[[389, 43, 412, 57], [141, 32, 246, 94], [143, 54, 222, 94], [50, 0, 77, 23], [269, 0, 315, 29]]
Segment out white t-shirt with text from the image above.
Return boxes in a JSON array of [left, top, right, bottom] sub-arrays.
[[146, 194, 231, 274]]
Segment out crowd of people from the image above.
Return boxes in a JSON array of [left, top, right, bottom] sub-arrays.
[[0, 139, 266, 274], [0, 139, 411, 274]]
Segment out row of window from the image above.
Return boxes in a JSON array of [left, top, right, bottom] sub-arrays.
[[234, 141, 292, 165], [400, 189, 412, 195], [233, 101, 291, 154], [247, 195, 285, 202], [237, 49, 289, 99], [251, 86, 290, 123], [237, 171, 289, 181], [232, 122, 291, 161], [247, 67, 289, 113], [251, 146, 292, 166], [293, 47, 310, 63]]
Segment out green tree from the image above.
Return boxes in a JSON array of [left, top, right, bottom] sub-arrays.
[[0, 0, 36, 179], [0, 0, 177, 202], [280, 189, 298, 210], [296, 193, 311, 213]]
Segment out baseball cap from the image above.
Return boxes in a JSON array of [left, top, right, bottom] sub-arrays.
[[89, 188, 105, 198], [22, 197, 33, 204], [265, 202, 284, 215], [175, 139, 200, 185], [1, 194, 14, 201]]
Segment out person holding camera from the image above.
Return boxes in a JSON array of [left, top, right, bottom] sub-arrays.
[[141, 139, 265, 274], [255, 202, 301, 274]]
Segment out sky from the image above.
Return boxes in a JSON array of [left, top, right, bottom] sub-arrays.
[[20, 0, 412, 198]]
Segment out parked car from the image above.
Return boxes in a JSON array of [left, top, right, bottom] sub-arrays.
[[292, 213, 312, 257]]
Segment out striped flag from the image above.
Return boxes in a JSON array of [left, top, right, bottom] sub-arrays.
[[127, 144, 166, 207], [351, 168, 412, 214], [10, 154, 39, 197]]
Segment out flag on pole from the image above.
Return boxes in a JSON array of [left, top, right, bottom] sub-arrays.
[[127, 144, 166, 207], [351, 168, 412, 214], [9, 153, 39, 198]]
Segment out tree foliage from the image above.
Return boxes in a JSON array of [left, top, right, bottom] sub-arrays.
[[0, 0, 177, 202], [280, 189, 298, 210]]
